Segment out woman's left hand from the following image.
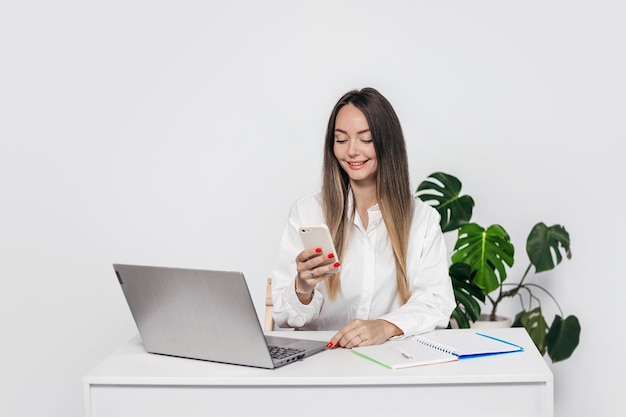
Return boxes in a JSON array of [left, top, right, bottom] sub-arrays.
[[327, 319, 403, 349]]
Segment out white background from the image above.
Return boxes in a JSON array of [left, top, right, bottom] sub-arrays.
[[1, 1, 623, 416]]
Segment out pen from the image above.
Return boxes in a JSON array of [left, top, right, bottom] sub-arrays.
[[393, 345, 413, 359]]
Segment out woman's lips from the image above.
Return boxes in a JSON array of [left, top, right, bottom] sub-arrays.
[[347, 160, 367, 169]]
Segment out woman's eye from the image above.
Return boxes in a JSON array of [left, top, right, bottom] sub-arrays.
[[335, 138, 348, 143], [361, 138, 374, 144]]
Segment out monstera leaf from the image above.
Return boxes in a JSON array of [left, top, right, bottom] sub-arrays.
[[448, 262, 485, 328], [514, 307, 581, 363], [514, 307, 550, 355], [545, 314, 580, 362], [416, 172, 475, 233], [451, 223, 515, 293], [526, 222, 572, 273]]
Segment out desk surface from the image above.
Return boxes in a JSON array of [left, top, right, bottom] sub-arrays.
[[84, 328, 552, 385], [83, 328, 553, 417]]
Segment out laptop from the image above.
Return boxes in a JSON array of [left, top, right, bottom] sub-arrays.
[[113, 263, 328, 369]]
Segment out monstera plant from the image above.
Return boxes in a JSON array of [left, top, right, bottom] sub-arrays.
[[416, 172, 581, 363]]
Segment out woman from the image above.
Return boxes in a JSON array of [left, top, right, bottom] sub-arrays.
[[270, 87, 455, 349]]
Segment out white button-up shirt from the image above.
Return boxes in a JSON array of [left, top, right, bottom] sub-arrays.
[[270, 192, 456, 338]]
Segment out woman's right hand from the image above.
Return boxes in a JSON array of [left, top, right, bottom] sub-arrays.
[[294, 247, 341, 294]]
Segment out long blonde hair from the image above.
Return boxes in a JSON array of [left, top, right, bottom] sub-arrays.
[[321, 88, 413, 304]]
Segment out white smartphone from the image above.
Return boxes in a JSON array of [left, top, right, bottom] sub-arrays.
[[298, 225, 341, 271]]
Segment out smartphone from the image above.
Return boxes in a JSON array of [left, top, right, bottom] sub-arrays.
[[298, 225, 341, 271]]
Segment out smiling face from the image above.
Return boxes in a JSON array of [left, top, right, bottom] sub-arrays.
[[333, 103, 378, 187]]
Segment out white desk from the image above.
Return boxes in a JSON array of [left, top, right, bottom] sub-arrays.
[[83, 328, 553, 417]]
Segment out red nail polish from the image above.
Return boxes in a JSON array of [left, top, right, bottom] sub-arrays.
[[327, 342, 334, 348], [327, 253, 335, 259], [334, 262, 340, 268], [315, 248, 322, 253]]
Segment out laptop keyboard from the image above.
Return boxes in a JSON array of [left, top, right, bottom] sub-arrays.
[[268, 345, 305, 360]]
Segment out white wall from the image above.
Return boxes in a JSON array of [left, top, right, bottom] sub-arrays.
[[1, 1, 623, 416]]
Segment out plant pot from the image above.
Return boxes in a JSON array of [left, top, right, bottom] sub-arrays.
[[470, 314, 512, 329]]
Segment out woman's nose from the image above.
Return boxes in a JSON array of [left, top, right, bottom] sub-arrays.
[[347, 140, 359, 156]]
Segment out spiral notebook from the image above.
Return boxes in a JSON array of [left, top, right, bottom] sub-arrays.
[[352, 330, 524, 369]]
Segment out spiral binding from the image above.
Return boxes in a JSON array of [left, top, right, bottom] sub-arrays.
[[415, 337, 458, 356]]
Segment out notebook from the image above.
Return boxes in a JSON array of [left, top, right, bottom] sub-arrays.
[[352, 329, 524, 369], [113, 263, 328, 369]]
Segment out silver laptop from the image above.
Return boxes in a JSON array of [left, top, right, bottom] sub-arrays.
[[113, 263, 328, 369]]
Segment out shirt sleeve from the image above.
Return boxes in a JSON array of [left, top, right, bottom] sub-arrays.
[[270, 195, 325, 328], [378, 204, 456, 337]]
